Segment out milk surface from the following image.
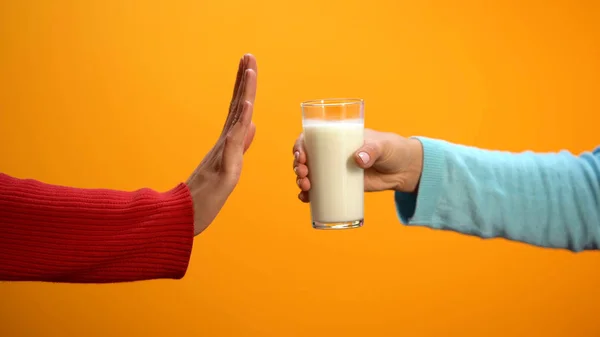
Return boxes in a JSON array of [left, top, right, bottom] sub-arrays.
[[303, 119, 364, 223]]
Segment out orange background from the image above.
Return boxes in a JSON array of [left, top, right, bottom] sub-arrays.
[[1, 1, 599, 336]]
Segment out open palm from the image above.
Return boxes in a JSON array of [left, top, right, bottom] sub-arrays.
[[186, 54, 258, 235]]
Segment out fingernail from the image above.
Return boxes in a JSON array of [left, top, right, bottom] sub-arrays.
[[294, 167, 298, 174], [358, 152, 370, 164], [294, 151, 299, 160], [297, 178, 301, 186]]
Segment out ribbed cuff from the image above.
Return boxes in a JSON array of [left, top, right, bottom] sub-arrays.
[[146, 183, 195, 280], [395, 137, 447, 225]]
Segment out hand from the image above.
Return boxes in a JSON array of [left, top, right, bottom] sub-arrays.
[[187, 54, 257, 235], [292, 129, 423, 202]]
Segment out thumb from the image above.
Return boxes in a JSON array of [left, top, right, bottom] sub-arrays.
[[243, 122, 256, 154], [354, 140, 382, 169]]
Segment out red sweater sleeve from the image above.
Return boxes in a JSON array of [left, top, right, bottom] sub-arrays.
[[0, 173, 194, 283]]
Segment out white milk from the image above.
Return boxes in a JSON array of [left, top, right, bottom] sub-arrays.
[[303, 119, 364, 223]]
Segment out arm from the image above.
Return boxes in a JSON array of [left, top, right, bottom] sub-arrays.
[[0, 54, 257, 283], [395, 138, 600, 252], [0, 173, 194, 283]]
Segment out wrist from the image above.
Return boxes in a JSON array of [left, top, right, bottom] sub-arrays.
[[186, 177, 207, 236], [399, 138, 423, 193], [186, 172, 225, 236]]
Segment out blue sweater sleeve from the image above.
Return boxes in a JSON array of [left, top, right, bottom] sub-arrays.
[[395, 137, 600, 252]]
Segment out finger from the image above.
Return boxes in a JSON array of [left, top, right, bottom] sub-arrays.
[[222, 58, 248, 136], [228, 57, 247, 111], [354, 141, 382, 169], [296, 177, 311, 191], [230, 54, 257, 128], [241, 67, 257, 107], [241, 54, 258, 106], [292, 134, 307, 164], [244, 53, 258, 75], [298, 191, 310, 203], [293, 163, 308, 178], [222, 54, 257, 136], [243, 122, 256, 154], [230, 69, 256, 127], [230, 56, 245, 103], [222, 100, 253, 176]]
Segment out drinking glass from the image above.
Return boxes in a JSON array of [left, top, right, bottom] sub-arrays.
[[300, 98, 365, 230]]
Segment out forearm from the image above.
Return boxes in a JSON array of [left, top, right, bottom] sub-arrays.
[[395, 138, 600, 251], [0, 173, 194, 283]]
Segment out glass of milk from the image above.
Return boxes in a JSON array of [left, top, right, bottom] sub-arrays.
[[300, 98, 365, 230]]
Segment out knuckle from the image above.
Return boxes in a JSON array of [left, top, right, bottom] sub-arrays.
[[362, 141, 379, 155], [221, 167, 241, 183]]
